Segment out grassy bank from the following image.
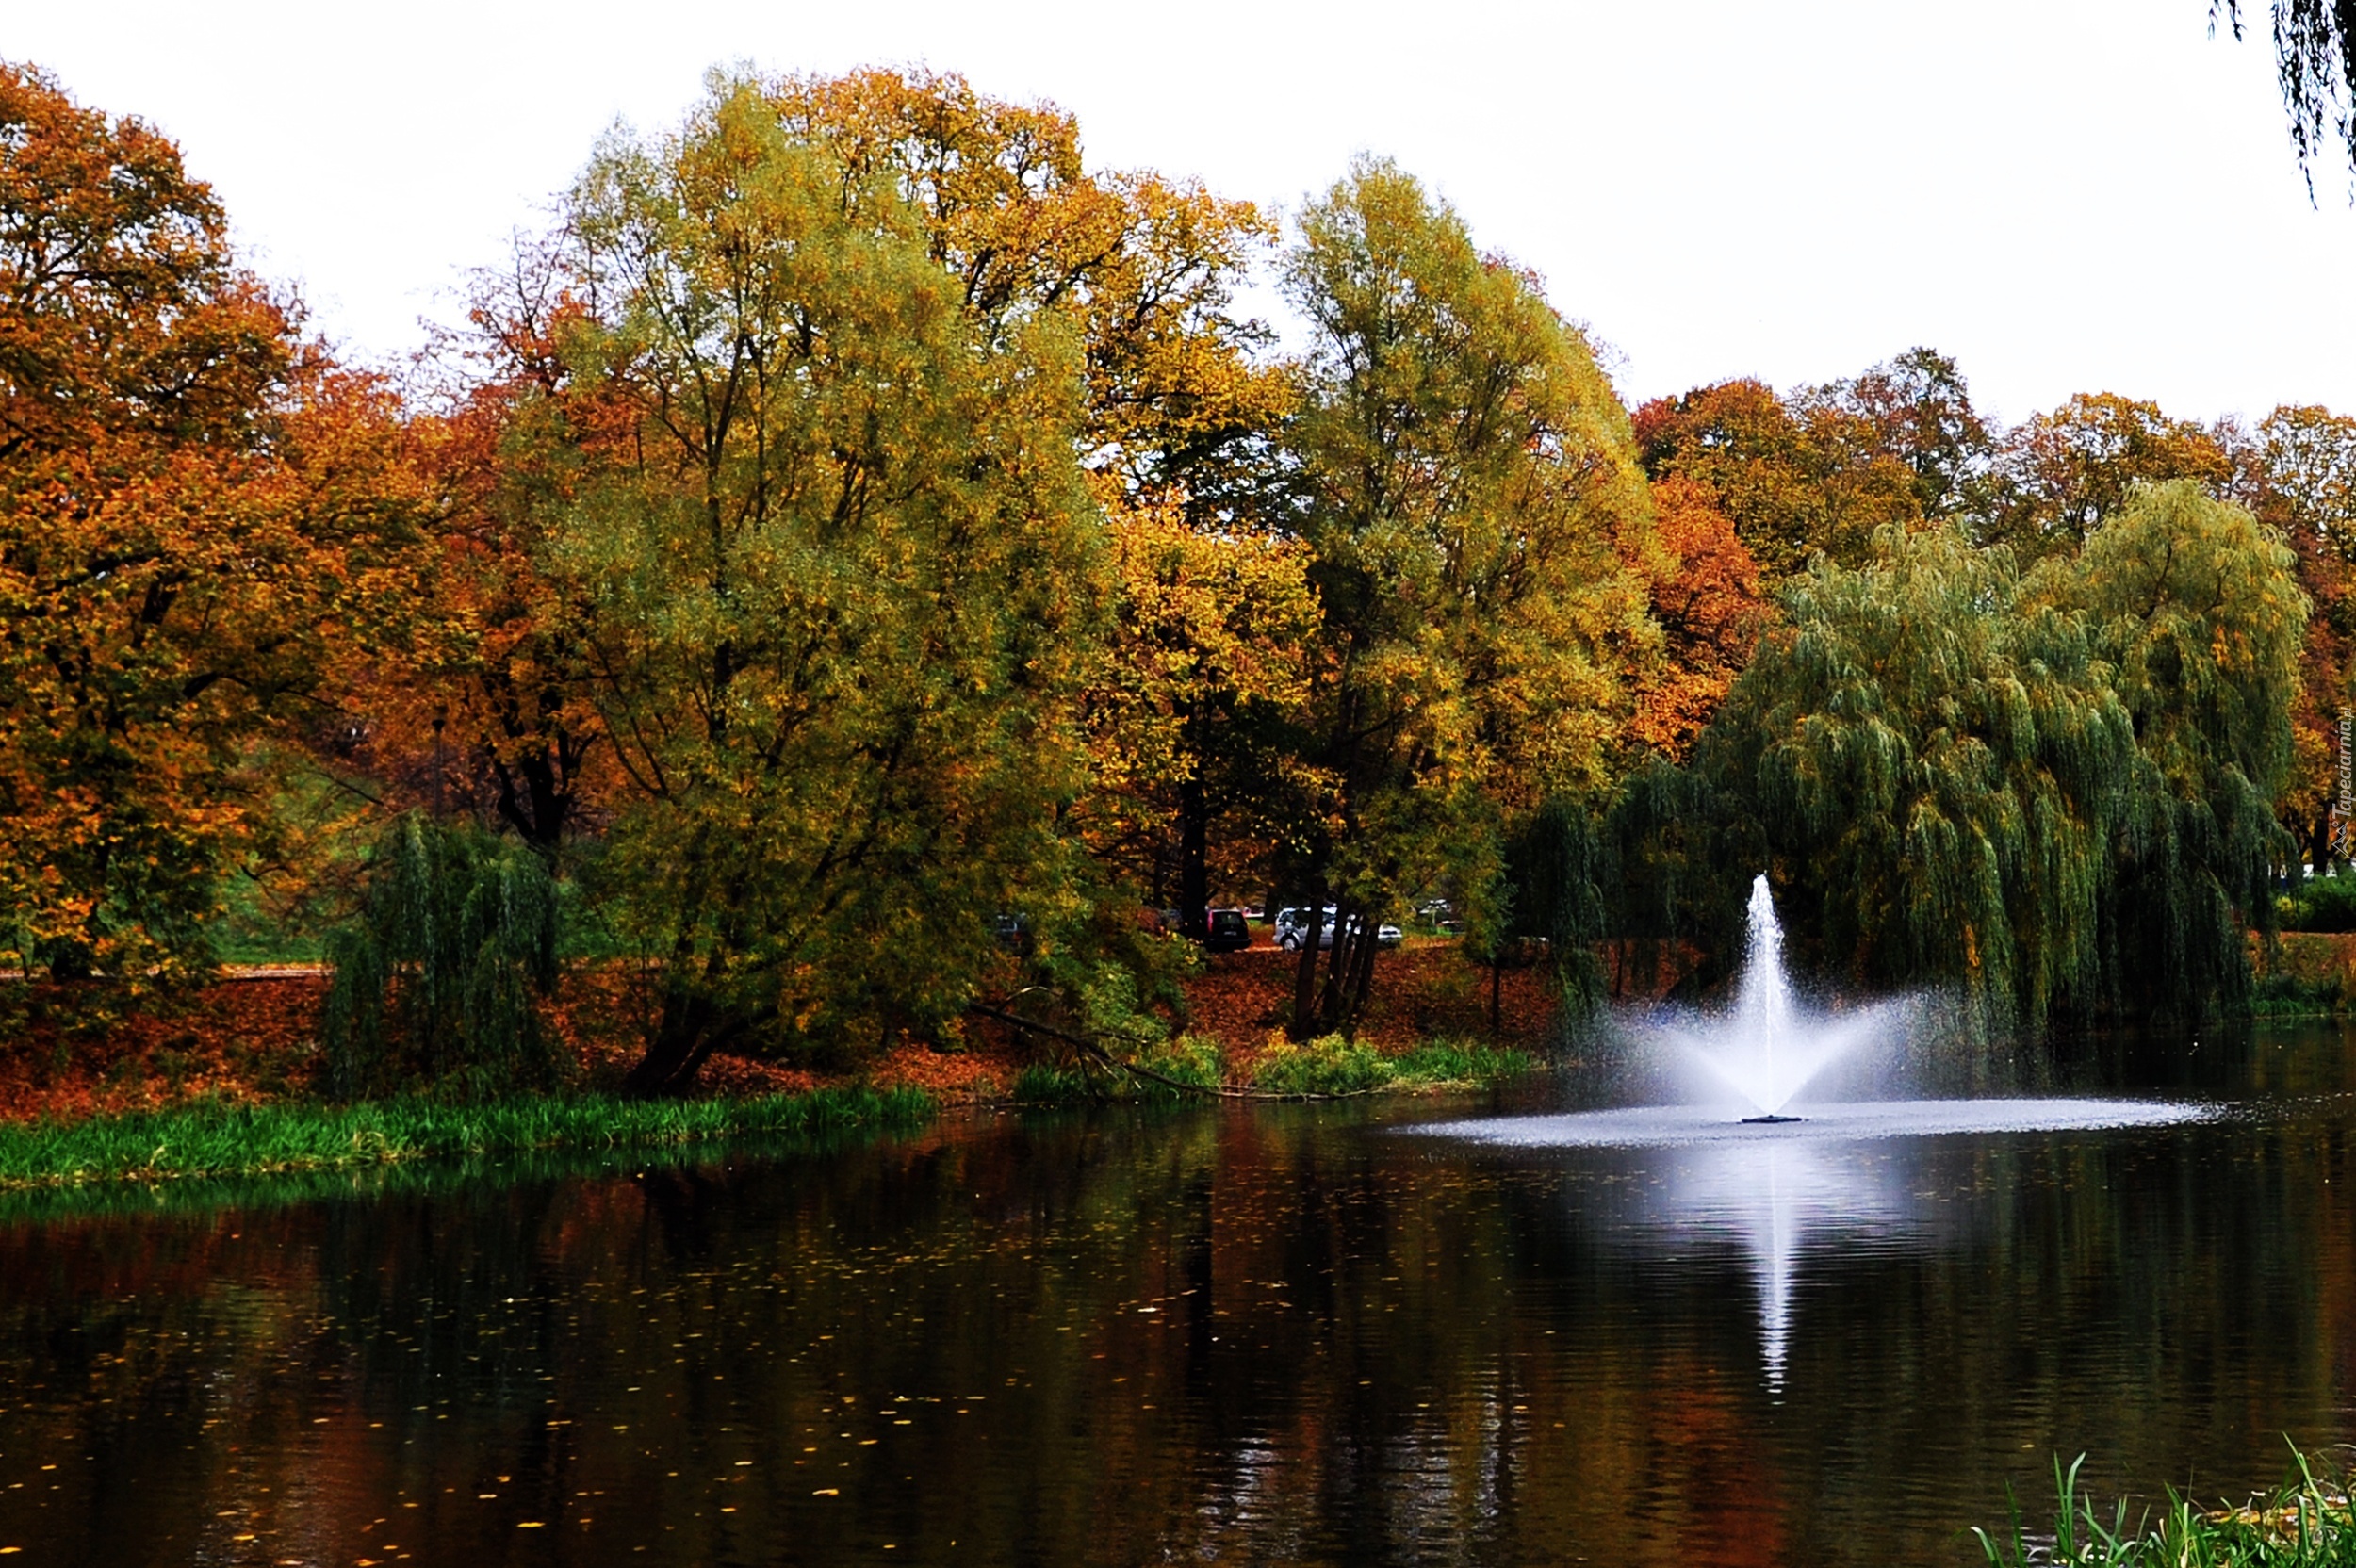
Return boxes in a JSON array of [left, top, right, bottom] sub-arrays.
[[1980, 1449, 2356, 1566], [2250, 932, 2356, 1019], [0, 1084, 938, 1192], [1011, 1034, 1537, 1104], [0, 1026, 1543, 1194]]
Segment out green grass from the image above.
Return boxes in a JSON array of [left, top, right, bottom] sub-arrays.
[[1383, 1039, 1537, 1086], [0, 1084, 936, 1192], [1249, 1035, 1533, 1097], [1008, 1035, 1536, 1102], [1979, 1448, 2356, 1566], [2250, 972, 2347, 1018]]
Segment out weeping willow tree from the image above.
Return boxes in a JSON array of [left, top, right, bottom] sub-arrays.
[[1694, 525, 2134, 1033], [321, 814, 562, 1099], [1467, 797, 1613, 1038], [2039, 480, 2306, 1021], [1662, 481, 2302, 1032]]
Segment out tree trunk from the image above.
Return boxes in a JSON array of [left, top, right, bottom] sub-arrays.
[[1289, 888, 1329, 1040], [622, 828, 725, 1098], [1317, 904, 1357, 1032], [1179, 775, 1209, 941], [1490, 955, 1503, 1037], [624, 986, 719, 1098], [1347, 916, 1380, 1030]]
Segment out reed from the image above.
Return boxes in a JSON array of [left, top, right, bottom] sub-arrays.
[[1978, 1448, 2356, 1566]]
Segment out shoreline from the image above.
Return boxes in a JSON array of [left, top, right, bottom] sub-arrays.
[[0, 1039, 1538, 1197]]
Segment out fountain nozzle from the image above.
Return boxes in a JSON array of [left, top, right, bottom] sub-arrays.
[[1740, 1114, 1805, 1125]]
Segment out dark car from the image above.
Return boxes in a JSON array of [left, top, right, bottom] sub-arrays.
[[1204, 907, 1252, 953]]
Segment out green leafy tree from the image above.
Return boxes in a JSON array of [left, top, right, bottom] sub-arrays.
[[1278, 157, 1660, 1037], [321, 813, 561, 1099], [547, 83, 1109, 1094], [441, 69, 1295, 948], [2039, 480, 2304, 1020], [1695, 526, 2134, 1033], [1669, 482, 2302, 1031]]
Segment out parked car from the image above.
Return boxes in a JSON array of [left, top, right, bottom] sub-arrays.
[[1274, 906, 1403, 952], [1204, 908, 1252, 953]]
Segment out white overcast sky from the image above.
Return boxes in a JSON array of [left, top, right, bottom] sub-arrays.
[[13, 0, 2354, 427]]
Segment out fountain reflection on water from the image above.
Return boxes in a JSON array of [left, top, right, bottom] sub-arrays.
[[1420, 873, 2215, 1388]]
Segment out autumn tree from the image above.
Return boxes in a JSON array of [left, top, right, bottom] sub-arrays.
[[429, 69, 1295, 956], [534, 83, 1109, 1095], [372, 246, 621, 858], [1632, 374, 1922, 580], [1078, 488, 1319, 924], [1625, 477, 1769, 760], [1279, 157, 1660, 1037], [751, 71, 1297, 942], [0, 62, 427, 986], [1805, 348, 1998, 523], [2208, 404, 2356, 874], [1986, 391, 2232, 558], [760, 69, 1291, 514]]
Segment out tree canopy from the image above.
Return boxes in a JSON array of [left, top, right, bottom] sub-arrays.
[[1277, 157, 1660, 1036], [538, 82, 1114, 1093], [1658, 483, 2302, 1030], [0, 62, 428, 986], [2, 59, 2335, 1088]]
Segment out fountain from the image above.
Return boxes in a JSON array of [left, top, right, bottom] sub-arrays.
[[1413, 873, 2216, 1390], [1680, 874, 1886, 1120], [1430, 873, 2206, 1147]]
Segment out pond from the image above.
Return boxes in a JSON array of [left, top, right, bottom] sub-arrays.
[[4, 1022, 2356, 1566]]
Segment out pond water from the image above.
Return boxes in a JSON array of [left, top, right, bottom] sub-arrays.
[[6, 1024, 2356, 1566]]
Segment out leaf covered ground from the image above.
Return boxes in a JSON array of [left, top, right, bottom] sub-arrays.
[[0, 940, 1562, 1127]]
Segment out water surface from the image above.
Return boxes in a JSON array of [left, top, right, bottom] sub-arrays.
[[6, 1022, 2356, 1565]]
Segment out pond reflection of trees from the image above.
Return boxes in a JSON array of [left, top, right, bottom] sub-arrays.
[[0, 1090, 2353, 1567]]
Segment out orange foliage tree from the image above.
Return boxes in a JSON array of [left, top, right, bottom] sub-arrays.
[[2230, 404, 2356, 871], [1632, 376, 1922, 580], [1989, 391, 2232, 557], [1626, 478, 1769, 760], [1079, 487, 1321, 920], [0, 63, 429, 985]]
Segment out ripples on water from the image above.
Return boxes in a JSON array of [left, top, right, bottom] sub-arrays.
[[3, 1023, 2356, 1566]]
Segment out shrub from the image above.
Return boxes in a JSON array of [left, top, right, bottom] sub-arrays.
[[1250, 1035, 1397, 1096], [320, 814, 562, 1100], [2282, 871, 2356, 933]]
